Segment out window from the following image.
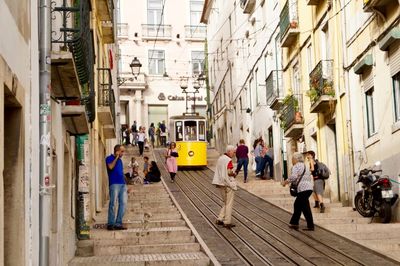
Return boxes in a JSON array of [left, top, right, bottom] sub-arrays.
[[148, 50, 165, 75], [393, 73, 400, 122], [190, 0, 204, 25], [191, 51, 204, 75], [148, 0, 163, 25], [365, 88, 376, 137], [175, 121, 183, 141], [307, 44, 313, 74], [268, 126, 273, 147], [184, 121, 197, 141], [199, 121, 205, 141]]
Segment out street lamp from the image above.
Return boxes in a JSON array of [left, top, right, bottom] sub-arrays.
[[117, 57, 142, 86], [180, 75, 203, 114], [129, 57, 142, 79]]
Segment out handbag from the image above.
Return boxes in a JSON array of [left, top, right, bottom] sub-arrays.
[[171, 151, 179, 157], [289, 165, 306, 197]]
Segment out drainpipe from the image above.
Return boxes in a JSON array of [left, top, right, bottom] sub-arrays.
[[339, 0, 355, 206], [39, 0, 52, 265]]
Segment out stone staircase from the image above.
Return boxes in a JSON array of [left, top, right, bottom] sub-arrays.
[[239, 178, 400, 262], [69, 146, 212, 266]]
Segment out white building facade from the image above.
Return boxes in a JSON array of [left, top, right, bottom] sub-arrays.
[[202, 0, 286, 178], [117, 0, 208, 133]]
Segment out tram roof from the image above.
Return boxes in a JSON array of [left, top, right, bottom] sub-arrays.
[[170, 113, 206, 120]]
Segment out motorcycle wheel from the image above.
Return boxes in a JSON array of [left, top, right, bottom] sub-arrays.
[[354, 193, 374, 217], [380, 202, 392, 223]]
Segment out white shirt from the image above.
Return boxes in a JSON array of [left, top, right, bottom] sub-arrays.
[[138, 132, 146, 142], [212, 154, 237, 190]]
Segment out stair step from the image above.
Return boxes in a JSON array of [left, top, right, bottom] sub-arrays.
[[69, 252, 210, 266], [95, 212, 182, 222], [91, 227, 192, 243], [94, 243, 201, 256], [313, 217, 370, 224], [92, 235, 196, 246], [92, 220, 186, 229], [343, 230, 400, 240]]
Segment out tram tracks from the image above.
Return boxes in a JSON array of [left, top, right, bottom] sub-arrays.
[[154, 151, 399, 265]]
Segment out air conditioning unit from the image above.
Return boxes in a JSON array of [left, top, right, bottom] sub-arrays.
[[240, 0, 256, 14]]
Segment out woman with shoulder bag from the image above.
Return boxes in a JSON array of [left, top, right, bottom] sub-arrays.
[[281, 152, 314, 231], [166, 142, 178, 183]]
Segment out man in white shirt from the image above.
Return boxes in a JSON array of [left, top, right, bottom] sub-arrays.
[[212, 145, 237, 229]]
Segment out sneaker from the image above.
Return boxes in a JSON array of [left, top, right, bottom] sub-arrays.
[[114, 225, 128, 230], [223, 224, 236, 229], [215, 220, 224, 226], [255, 173, 261, 177], [107, 225, 114, 230]]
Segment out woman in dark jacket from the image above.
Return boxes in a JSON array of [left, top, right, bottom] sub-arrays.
[[144, 161, 161, 183]]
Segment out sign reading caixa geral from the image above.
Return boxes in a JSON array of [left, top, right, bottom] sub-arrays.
[[158, 93, 207, 101]]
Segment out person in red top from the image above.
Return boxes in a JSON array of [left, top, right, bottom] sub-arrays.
[[235, 139, 249, 183]]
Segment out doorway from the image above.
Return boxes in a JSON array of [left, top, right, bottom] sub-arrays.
[[3, 86, 24, 266]]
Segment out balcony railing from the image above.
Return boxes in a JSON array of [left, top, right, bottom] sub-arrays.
[[266, 70, 283, 110], [142, 24, 172, 39], [117, 23, 128, 38], [281, 94, 304, 138], [185, 25, 206, 40], [279, 0, 299, 47], [98, 68, 116, 125], [308, 60, 334, 103]]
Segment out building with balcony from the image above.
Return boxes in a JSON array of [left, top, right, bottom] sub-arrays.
[[117, 0, 207, 133], [346, 0, 400, 219]]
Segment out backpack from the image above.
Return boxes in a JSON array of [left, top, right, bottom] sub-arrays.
[[316, 161, 331, 179]]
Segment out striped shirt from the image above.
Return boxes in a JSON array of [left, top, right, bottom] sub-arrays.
[[287, 162, 313, 193]]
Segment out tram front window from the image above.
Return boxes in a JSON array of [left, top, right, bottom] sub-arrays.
[[175, 121, 183, 141], [184, 121, 197, 141]]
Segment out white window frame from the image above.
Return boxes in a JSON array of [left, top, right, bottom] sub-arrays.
[[365, 87, 376, 138], [393, 72, 400, 123], [148, 49, 165, 75]]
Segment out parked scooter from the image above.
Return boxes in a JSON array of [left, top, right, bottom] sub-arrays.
[[354, 161, 398, 223]]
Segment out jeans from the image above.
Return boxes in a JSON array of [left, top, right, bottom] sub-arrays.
[[108, 184, 127, 226], [138, 141, 144, 155], [263, 155, 274, 178], [236, 158, 249, 179], [255, 156, 263, 174], [290, 190, 314, 229]]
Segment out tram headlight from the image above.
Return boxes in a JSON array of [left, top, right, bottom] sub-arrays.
[[188, 151, 194, 157]]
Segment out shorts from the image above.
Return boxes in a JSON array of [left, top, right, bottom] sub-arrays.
[[313, 179, 325, 195]]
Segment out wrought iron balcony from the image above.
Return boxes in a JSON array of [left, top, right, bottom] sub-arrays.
[[280, 94, 304, 138], [363, 0, 392, 12], [185, 25, 206, 40], [142, 24, 172, 39], [51, 0, 96, 122], [240, 0, 256, 14], [98, 68, 116, 139], [266, 70, 283, 110], [279, 0, 299, 47], [308, 60, 336, 113], [117, 23, 128, 39]]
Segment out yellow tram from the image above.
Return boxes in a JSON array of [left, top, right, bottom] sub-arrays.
[[169, 114, 207, 167]]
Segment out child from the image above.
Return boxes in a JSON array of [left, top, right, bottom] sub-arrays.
[[143, 156, 149, 176], [128, 157, 139, 178]]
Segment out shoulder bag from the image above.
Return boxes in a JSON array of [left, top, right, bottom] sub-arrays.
[[289, 164, 306, 197]]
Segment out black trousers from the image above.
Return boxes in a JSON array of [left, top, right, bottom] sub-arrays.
[[138, 141, 144, 155], [290, 190, 314, 228]]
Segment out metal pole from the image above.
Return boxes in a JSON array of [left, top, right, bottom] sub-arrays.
[[193, 92, 196, 114], [39, 0, 52, 265]]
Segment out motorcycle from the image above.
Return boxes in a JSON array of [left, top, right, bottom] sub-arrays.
[[354, 161, 398, 223]]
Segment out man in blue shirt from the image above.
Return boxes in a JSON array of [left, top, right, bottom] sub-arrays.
[[105, 144, 127, 230]]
